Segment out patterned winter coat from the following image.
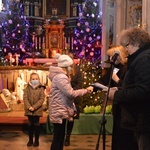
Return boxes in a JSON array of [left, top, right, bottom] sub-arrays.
[[48, 66, 87, 124], [23, 83, 45, 117]]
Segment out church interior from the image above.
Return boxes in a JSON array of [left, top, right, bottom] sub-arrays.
[[0, 0, 148, 149]]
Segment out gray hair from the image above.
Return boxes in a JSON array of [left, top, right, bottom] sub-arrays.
[[120, 27, 150, 48]]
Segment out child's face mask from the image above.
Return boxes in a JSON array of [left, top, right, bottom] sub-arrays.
[[31, 80, 39, 85]]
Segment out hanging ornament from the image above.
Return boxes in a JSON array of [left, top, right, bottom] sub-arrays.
[[77, 22, 81, 26], [90, 52, 94, 56], [81, 30, 84, 33], [97, 36, 101, 40], [88, 44, 91, 47], [79, 12, 83, 17], [12, 33, 15, 37], [89, 37, 92, 41], [85, 22, 89, 26], [8, 19, 13, 24], [86, 28, 90, 32], [74, 40, 77, 44]]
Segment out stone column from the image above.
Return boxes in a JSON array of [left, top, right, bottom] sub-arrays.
[[101, 0, 107, 67], [142, 0, 150, 33], [101, 0, 125, 67], [115, 0, 127, 45]]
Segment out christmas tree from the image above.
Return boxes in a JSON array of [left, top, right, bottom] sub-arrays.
[[72, 0, 103, 112], [73, 0, 102, 61], [79, 58, 104, 112], [0, 0, 31, 65]]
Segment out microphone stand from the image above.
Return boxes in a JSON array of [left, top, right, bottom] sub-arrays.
[[95, 62, 115, 150]]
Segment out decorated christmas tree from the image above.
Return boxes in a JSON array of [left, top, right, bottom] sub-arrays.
[[0, 0, 31, 65], [79, 58, 104, 112], [73, 0, 102, 61], [73, 0, 104, 112]]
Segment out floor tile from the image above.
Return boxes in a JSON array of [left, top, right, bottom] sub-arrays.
[[0, 131, 111, 150]]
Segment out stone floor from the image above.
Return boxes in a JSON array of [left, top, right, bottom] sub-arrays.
[[0, 110, 112, 150], [0, 130, 112, 150]]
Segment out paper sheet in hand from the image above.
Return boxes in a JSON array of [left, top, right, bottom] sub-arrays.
[[91, 82, 108, 91], [113, 67, 119, 74]]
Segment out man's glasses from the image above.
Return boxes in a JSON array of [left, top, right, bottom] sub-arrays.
[[124, 43, 130, 48]]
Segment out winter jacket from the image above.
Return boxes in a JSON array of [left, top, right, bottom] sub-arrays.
[[71, 65, 82, 91], [48, 66, 87, 124], [98, 63, 127, 87], [70, 65, 82, 118], [114, 45, 150, 131], [23, 83, 45, 117]]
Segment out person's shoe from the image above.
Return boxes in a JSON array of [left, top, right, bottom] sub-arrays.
[[27, 140, 33, 146], [64, 140, 70, 146], [33, 141, 39, 147], [64, 135, 70, 146]]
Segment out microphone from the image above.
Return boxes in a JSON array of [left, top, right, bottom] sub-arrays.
[[110, 51, 119, 63]]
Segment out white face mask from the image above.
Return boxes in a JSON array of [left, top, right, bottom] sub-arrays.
[[31, 80, 39, 85]]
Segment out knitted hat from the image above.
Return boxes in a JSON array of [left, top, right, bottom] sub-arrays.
[[54, 53, 73, 67]]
